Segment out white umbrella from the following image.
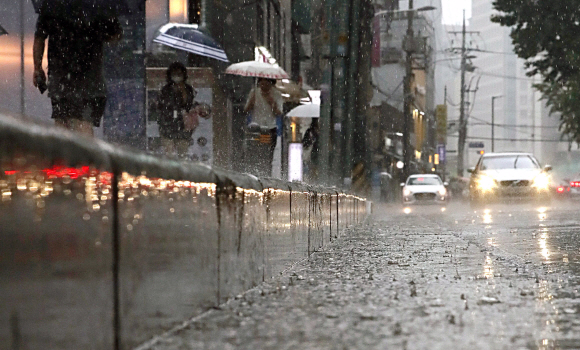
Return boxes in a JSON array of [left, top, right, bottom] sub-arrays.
[[286, 103, 320, 118], [225, 61, 290, 80]]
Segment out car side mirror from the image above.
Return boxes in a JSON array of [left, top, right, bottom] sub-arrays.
[[544, 165, 553, 172], [400, 182, 405, 187], [443, 182, 449, 187], [467, 167, 475, 173]]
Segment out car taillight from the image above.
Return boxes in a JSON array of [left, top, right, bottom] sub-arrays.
[[557, 186, 565, 193], [571, 181, 580, 187]]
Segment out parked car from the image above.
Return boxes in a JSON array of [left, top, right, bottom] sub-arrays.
[[401, 174, 448, 205], [468, 152, 552, 206]]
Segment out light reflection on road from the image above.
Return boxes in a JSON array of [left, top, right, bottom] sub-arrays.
[[383, 200, 580, 347], [538, 227, 550, 261], [483, 208, 492, 224], [463, 201, 580, 349], [483, 254, 494, 278]]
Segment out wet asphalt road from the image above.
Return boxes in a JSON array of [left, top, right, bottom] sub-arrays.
[[140, 198, 580, 350]]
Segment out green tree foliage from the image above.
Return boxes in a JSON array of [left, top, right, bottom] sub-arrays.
[[492, 0, 580, 144]]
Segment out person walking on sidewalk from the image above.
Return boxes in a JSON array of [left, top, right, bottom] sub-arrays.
[[244, 78, 283, 176], [156, 62, 198, 158], [32, 4, 122, 136]]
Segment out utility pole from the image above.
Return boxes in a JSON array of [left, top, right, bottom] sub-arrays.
[[344, 0, 361, 186], [457, 10, 467, 177], [20, 0, 25, 118], [320, 0, 350, 187], [402, 0, 414, 180], [491, 95, 503, 152], [448, 11, 478, 177]]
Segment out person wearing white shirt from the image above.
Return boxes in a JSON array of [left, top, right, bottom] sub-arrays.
[[244, 78, 284, 175]]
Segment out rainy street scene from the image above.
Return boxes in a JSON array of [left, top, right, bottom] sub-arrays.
[[1, 0, 580, 349]]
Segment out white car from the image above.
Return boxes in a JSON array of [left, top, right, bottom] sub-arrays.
[[468, 152, 552, 205], [401, 174, 448, 205]]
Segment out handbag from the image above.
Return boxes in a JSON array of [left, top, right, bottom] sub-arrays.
[[183, 110, 200, 131]]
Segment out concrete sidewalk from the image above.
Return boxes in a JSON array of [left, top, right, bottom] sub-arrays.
[[138, 204, 554, 350]]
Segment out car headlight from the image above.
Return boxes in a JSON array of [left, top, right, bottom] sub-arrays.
[[438, 187, 446, 196], [403, 188, 411, 196], [532, 173, 550, 191], [477, 176, 497, 192]]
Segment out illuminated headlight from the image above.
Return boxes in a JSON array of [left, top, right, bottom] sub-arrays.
[[438, 187, 446, 196], [532, 173, 550, 191], [403, 188, 411, 196], [477, 176, 497, 192]]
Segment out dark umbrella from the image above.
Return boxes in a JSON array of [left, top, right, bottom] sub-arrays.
[[0, 24, 7, 36], [153, 23, 229, 62]]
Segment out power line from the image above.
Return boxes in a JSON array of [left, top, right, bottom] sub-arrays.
[[471, 48, 516, 55], [467, 115, 557, 138], [476, 70, 535, 81], [469, 121, 560, 129], [447, 135, 569, 143], [371, 78, 403, 102]]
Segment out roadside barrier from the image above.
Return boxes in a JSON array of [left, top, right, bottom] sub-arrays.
[[0, 116, 366, 350]]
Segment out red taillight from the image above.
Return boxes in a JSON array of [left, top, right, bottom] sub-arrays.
[[571, 181, 580, 187], [557, 186, 565, 193]]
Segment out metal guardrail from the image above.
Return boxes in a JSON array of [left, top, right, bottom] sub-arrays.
[[0, 115, 366, 350]]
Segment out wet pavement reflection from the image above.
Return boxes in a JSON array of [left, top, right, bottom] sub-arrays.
[[444, 200, 580, 349]]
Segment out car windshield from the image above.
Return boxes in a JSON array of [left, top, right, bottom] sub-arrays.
[[480, 156, 539, 170], [407, 177, 441, 186]]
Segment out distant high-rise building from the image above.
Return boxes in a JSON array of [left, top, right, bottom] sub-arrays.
[[464, 0, 571, 169]]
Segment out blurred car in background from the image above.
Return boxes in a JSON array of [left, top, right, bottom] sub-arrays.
[[554, 180, 571, 199], [551, 173, 580, 200], [569, 173, 580, 198], [401, 174, 448, 205], [468, 152, 552, 206]]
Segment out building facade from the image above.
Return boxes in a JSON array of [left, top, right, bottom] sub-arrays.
[[458, 0, 576, 173], [369, 0, 437, 182]]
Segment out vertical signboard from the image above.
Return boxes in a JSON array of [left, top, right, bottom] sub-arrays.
[[436, 104, 447, 143], [437, 144, 446, 163]]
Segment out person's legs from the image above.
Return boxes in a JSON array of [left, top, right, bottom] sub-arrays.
[[54, 118, 70, 129], [69, 119, 94, 136], [175, 139, 190, 158], [161, 138, 176, 156], [52, 98, 72, 129], [51, 98, 94, 136], [267, 127, 278, 176]]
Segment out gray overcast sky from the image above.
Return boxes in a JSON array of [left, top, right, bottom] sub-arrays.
[[441, 0, 471, 24]]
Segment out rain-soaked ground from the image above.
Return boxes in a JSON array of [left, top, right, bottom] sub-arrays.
[[139, 198, 580, 350]]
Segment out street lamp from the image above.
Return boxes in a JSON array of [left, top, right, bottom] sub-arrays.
[[491, 95, 503, 152]]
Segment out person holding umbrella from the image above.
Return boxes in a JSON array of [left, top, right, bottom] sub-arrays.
[[32, 0, 122, 136], [156, 62, 200, 158], [226, 60, 289, 176], [243, 78, 284, 176]]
